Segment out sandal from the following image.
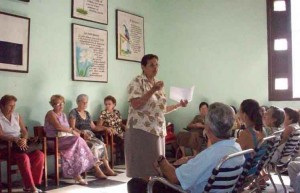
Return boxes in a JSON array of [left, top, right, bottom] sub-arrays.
[[23, 188, 43, 193], [74, 176, 88, 185]]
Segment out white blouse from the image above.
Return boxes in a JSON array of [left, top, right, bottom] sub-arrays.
[[0, 111, 21, 138]]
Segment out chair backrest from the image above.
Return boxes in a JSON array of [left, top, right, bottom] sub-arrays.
[[232, 135, 280, 192], [34, 126, 46, 138], [276, 128, 300, 166], [203, 149, 253, 193]]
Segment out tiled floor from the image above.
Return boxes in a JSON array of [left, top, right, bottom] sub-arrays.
[[1, 165, 129, 193], [1, 165, 295, 193]]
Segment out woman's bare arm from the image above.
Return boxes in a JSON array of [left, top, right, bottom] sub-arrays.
[[46, 111, 72, 132]]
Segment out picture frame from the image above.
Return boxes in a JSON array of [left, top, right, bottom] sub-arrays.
[[116, 10, 145, 62], [72, 0, 108, 25], [72, 23, 108, 82], [0, 12, 30, 73]]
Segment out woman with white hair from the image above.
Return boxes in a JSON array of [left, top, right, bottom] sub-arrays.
[[69, 94, 116, 179]]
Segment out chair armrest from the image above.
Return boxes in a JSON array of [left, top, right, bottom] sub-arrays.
[[94, 130, 113, 145], [147, 176, 187, 193], [0, 140, 13, 164], [42, 137, 47, 155]]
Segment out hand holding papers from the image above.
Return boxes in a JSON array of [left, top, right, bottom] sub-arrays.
[[170, 86, 195, 102]]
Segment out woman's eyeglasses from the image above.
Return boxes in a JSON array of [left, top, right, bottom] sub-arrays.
[[54, 102, 65, 107]]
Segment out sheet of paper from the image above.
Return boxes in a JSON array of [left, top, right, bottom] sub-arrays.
[[170, 86, 195, 102]]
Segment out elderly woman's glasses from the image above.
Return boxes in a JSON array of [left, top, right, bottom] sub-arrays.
[[54, 102, 65, 107]]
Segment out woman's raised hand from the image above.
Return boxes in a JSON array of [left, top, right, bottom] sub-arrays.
[[152, 81, 164, 91], [180, 99, 188, 107]]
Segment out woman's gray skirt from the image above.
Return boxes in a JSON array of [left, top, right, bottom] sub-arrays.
[[125, 128, 165, 178]]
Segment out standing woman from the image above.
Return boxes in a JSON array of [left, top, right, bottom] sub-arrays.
[[125, 54, 188, 180], [236, 99, 265, 150], [0, 95, 44, 193], [44, 94, 95, 185], [69, 94, 116, 179]]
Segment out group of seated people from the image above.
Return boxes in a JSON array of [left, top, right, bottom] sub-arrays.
[[129, 99, 300, 193], [1, 92, 300, 193], [0, 94, 125, 193]]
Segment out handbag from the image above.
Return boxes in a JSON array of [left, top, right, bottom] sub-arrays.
[[57, 131, 74, 137], [12, 137, 42, 153]]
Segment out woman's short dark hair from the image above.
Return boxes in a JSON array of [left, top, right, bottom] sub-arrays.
[[104, 95, 116, 105], [141, 54, 158, 66], [269, 106, 285, 127], [0, 95, 17, 108], [240, 99, 263, 132], [199, 102, 208, 109], [284, 107, 299, 124]]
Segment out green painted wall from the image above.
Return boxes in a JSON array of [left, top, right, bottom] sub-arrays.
[[0, 0, 161, 135], [0, 0, 299, 141], [151, 0, 300, 129]]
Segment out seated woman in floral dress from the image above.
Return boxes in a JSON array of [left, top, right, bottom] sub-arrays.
[[44, 94, 96, 185], [97, 95, 125, 162], [69, 94, 116, 179]]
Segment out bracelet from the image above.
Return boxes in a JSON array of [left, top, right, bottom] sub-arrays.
[[12, 137, 20, 143]]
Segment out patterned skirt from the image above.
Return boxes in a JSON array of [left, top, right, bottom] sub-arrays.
[[84, 130, 106, 161], [58, 136, 95, 178]]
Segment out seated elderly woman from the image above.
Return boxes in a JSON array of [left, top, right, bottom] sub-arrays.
[[263, 106, 285, 136], [97, 95, 125, 161], [271, 107, 300, 163], [44, 94, 96, 185], [176, 102, 208, 157], [0, 95, 44, 193], [69, 94, 116, 179]]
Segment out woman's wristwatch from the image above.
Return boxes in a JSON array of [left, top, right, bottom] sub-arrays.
[[157, 155, 166, 165]]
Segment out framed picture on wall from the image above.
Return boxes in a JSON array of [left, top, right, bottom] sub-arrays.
[[116, 10, 145, 62], [72, 0, 108, 24], [0, 12, 30, 73], [72, 24, 108, 82]]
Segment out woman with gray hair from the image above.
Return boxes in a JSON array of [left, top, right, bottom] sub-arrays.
[[69, 94, 116, 179]]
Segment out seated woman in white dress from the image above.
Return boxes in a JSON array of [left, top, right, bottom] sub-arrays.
[[0, 95, 44, 193]]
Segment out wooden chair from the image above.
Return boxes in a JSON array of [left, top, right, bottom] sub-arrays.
[[165, 123, 178, 162], [34, 126, 60, 186], [93, 119, 127, 168], [0, 133, 47, 193], [34, 126, 87, 186], [93, 121, 115, 168]]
